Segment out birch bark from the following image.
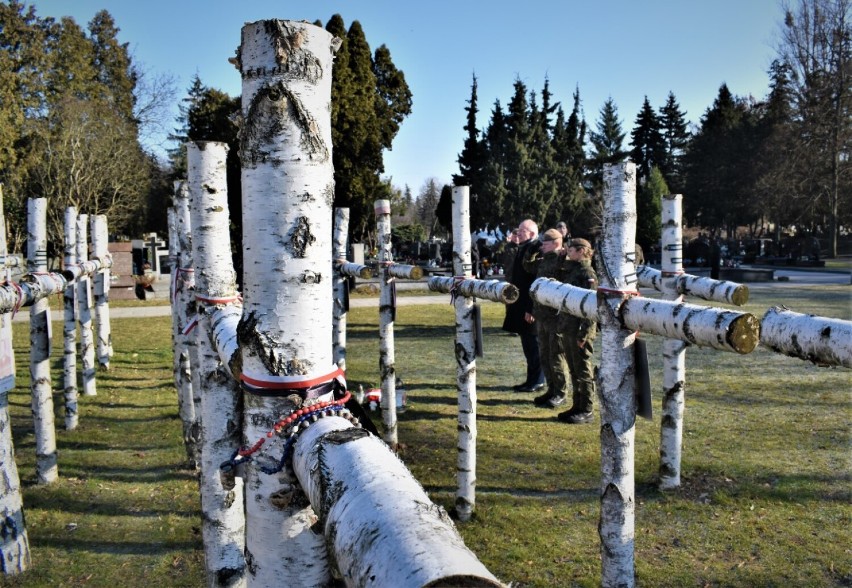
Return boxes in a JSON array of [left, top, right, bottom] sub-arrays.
[[174, 183, 203, 466], [187, 141, 247, 587], [63, 207, 79, 430], [332, 208, 349, 372], [90, 215, 112, 369], [596, 163, 637, 587], [761, 307, 852, 368], [0, 186, 30, 575], [375, 199, 398, 448], [636, 265, 749, 306], [658, 194, 686, 490], [293, 418, 504, 587], [76, 215, 96, 396], [428, 277, 519, 303], [173, 181, 201, 468], [235, 20, 339, 586], [451, 186, 477, 522], [28, 198, 58, 484]]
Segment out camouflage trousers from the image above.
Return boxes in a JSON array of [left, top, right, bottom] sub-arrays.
[[536, 318, 569, 399]]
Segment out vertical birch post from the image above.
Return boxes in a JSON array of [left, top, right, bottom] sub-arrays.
[[0, 185, 30, 574], [62, 207, 79, 430], [168, 196, 196, 466], [28, 198, 58, 484], [597, 163, 638, 586], [375, 199, 398, 448], [76, 214, 96, 396], [235, 20, 340, 586], [658, 194, 687, 490], [187, 141, 247, 587], [173, 181, 201, 468], [90, 215, 111, 370], [452, 186, 478, 522], [332, 207, 349, 372]]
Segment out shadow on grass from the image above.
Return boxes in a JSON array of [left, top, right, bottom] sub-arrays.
[[30, 537, 199, 555], [25, 493, 197, 518], [23, 465, 197, 485]]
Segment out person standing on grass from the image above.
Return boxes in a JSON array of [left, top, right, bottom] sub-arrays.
[[502, 219, 545, 393], [523, 228, 570, 409], [556, 238, 599, 424]]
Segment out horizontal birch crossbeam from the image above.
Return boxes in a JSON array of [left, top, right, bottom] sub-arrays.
[[760, 306, 852, 368], [385, 262, 424, 281], [293, 418, 503, 587], [428, 276, 519, 304], [336, 260, 372, 279], [0, 273, 68, 313], [0, 254, 22, 268], [60, 257, 113, 281], [531, 278, 760, 354], [636, 265, 749, 306]]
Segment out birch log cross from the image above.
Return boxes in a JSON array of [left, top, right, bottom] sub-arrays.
[[187, 141, 247, 587], [62, 208, 78, 430], [27, 198, 58, 485], [75, 214, 97, 397], [375, 199, 400, 448], [530, 163, 760, 587], [424, 187, 520, 522], [171, 181, 201, 469], [0, 186, 30, 576], [90, 215, 112, 369], [760, 307, 852, 368]]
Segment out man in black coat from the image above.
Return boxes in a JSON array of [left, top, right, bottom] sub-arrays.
[[502, 219, 545, 392]]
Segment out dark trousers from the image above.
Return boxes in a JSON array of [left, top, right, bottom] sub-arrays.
[[520, 331, 544, 387]]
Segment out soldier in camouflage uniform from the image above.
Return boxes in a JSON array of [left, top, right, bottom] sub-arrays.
[[523, 228, 569, 409], [557, 238, 598, 424]]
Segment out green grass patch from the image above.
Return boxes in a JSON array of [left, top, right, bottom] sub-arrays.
[[4, 284, 850, 586]]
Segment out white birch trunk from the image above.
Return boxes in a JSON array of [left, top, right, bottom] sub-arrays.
[[386, 263, 424, 280], [530, 278, 597, 319], [28, 198, 58, 484], [597, 163, 637, 587], [168, 204, 194, 452], [90, 215, 112, 368], [452, 186, 477, 522], [336, 261, 371, 279], [620, 297, 759, 354], [0, 185, 30, 575], [76, 215, 96, 396], [173, 181, 201, 468], [187, 141, 247, 587], [211, 305, 242, 379], [0, 274, 67, 312], [333, 208, 349, 372], [636, 265, 749, 306], [236, 20, 339, 586], [63, 207, 79, 430], [428, 276, 519, 304], [760, 307, 852, 368], [659, 194, 686, 490], [293, 418, 504, 588], [375, 199, 398, 448]]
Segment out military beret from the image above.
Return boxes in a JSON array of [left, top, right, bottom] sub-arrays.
[[570, 238, 592, 249], [541, 228, 563, 242]]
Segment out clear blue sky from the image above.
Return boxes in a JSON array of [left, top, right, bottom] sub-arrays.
[[32, 0, 783, 195]]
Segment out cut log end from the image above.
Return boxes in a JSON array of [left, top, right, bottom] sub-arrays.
[[409, 266, 424, 280], [502, 284, 520, 304], [731, 285, 749, 306], [728, 313, 760, 354]]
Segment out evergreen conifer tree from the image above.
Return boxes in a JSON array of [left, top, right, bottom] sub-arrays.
[[636, 166, 667, 252], [630, 96, 666, 181], [658, 92, 690, 193], [454, 74, 488, 229]]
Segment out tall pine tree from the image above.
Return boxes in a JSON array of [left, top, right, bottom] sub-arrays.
[[658, 91, 690, 193], [630, 96, 666, 181]]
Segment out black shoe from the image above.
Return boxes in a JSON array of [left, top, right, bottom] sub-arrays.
[[557, 409, 593, 424], [533, 392, 551, 406], [517, 382, 545, 393], [512, 382, 530, 391], [535, 395, 565, 409]]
